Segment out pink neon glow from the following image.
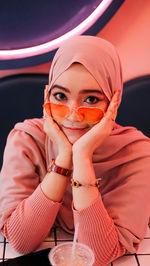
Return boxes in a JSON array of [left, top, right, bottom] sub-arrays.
[[0, 0, 113, 60]]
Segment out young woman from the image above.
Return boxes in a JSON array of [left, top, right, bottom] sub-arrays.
[[0, 36, 150, 266]]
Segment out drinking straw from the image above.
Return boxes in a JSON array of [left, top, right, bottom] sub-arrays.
[[71, 222, 79, 257]]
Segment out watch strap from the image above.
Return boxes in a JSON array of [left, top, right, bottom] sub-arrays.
[[48, 159, 72, 177]]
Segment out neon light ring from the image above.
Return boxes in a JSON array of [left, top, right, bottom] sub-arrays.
[[0, 0, 124, 69]]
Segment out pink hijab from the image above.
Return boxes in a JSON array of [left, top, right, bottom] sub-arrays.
[[46, 36, 150, 251], [48, 35, 123, 104]]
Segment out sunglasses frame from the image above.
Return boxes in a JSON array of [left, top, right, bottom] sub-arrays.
[[44, 101, 104, 124]]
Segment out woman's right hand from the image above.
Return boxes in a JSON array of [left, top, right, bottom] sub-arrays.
[[40, 86, 72, 201], [43, 86, 72, 158]]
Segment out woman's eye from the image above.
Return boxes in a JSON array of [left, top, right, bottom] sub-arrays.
[[85, 96, 100, 104], [53, 92, 67, 101]]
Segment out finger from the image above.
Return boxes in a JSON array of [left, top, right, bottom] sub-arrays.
[[43, 105, 53, 126], [43, 103, 59, 131], [44, 102, 51, 116], [43, 109, 57, 134], [43, 108, 63, 137], [44, 85, 50, 102], [107, 90, 120, 111], [105, 105, 117, 122], [43, 108, 54, 126], [105, 90, 120, 121]]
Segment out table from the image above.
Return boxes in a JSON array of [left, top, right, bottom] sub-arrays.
[[0, 226, 150, 265]]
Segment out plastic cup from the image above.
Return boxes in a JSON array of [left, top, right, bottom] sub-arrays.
[[49, 242, 95, 266]]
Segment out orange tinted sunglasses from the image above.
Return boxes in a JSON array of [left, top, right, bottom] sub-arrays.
[[44, 102, 104, 124]]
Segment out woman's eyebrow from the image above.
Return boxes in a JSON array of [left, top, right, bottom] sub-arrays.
[[80, 89, 103, 95], [51, 85, 103, 95], [51, 85, 70, 92]]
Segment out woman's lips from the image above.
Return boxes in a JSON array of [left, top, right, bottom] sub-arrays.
[[62, 126, 88, 131]]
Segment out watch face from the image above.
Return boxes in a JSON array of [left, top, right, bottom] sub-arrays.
[[0, 0, 124, 68]]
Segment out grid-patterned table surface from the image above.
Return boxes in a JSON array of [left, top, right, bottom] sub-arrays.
[[0, 226, 150, 265]]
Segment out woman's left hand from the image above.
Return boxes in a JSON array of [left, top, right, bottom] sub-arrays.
[[73, 90, 120, 159], [43, 85, 73, 157]]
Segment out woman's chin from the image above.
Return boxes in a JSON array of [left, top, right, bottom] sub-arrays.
[[61, 125, 90, 144], [66, 134, 81, 144]]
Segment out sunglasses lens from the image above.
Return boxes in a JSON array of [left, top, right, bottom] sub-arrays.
[[44, 103, 104, 124], [78, 107, 104, 124], [50, 103, 70, 121]]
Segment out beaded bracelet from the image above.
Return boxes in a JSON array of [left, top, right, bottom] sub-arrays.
[[70, 178, 101, 188]]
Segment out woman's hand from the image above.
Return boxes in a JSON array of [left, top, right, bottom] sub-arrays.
[[43, 86, 72, 157], [73, 90, 120, 160], [41, 87, 72, 201]]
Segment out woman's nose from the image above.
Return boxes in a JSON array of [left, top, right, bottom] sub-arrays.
[[67, 105, 82, 122]]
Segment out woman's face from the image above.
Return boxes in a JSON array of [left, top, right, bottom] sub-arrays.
[[49, 63, 109, 144]]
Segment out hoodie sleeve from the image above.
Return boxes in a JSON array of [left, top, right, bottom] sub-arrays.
[[73, 195, 126, 266], [0, 129, 62, 254]]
